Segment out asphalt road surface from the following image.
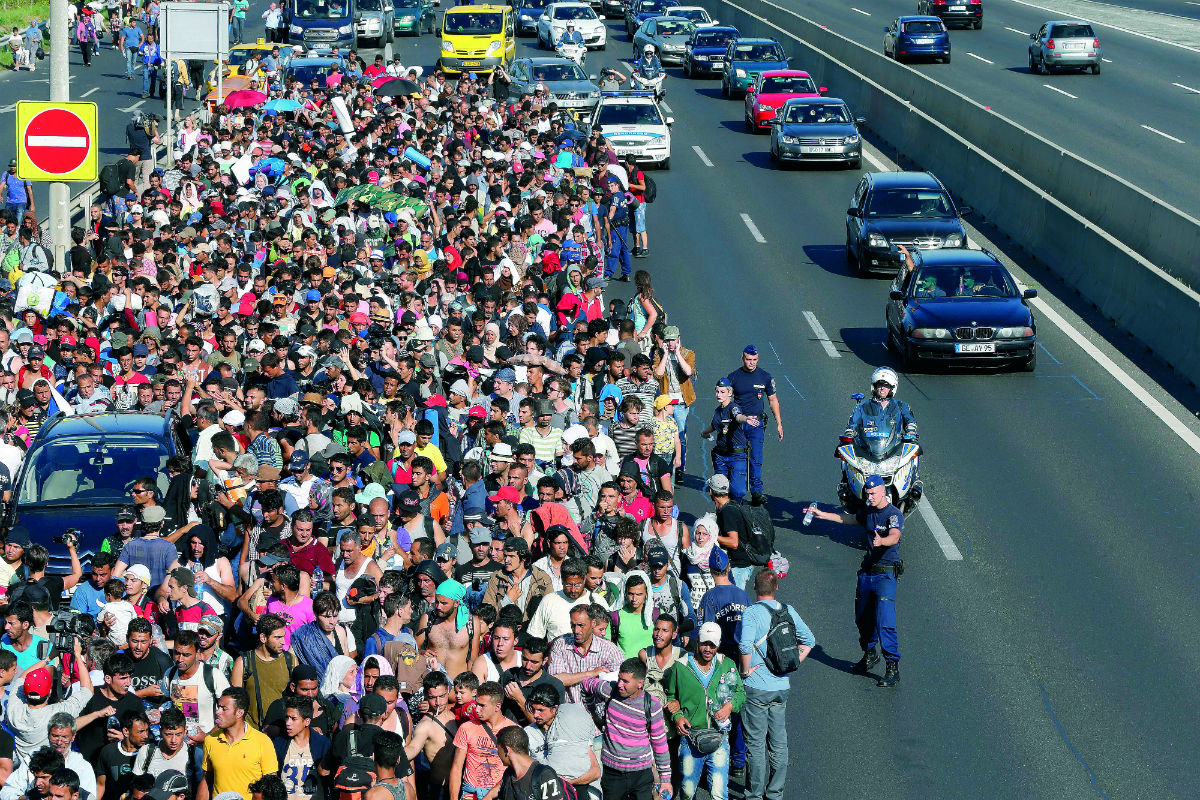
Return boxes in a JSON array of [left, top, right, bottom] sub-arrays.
[[7, 4, 1200, 796]]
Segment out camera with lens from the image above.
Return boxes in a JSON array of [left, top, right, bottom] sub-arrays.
[[52, 528, 80, 548], [37, 609, 97, 659]]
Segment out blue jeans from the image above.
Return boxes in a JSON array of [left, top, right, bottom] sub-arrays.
[[633, 202, 646, 234], [142, 64, 159, 96], [730, 566, 755, 593], [679, 734, 729, 800], [712, 449, 747, 503], [741, 687, 788, 800], [605, 224, 631, 277], [4, 202, 26, 220], [671, 402, 689, 469], [125, 46, 137, 76], [231, 16, 245, 43], [744, 421, 765, 495], [856, 570, 900, 661]]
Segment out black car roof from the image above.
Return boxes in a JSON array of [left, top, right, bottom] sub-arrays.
[[38, 411, 172, 443], [912, 248, 1004, 268], [867, 171, 945, 191]]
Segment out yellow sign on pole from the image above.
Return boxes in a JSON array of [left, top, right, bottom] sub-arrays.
[[15, 100, 98, 182]]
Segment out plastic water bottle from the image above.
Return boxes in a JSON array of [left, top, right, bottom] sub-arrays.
[[802, 503, 817, 526], [313, 565, 324, 595], [713, 680, 733, 732], [404, 146, 431, 171]]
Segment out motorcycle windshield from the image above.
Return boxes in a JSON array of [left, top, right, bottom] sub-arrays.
[[857, 428, 902, 460]]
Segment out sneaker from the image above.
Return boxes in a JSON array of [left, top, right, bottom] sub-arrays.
[[617, 274, 630, 282]]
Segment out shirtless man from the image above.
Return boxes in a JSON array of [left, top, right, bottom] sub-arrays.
[[416, 580, 480, 679], [405, 672, 458, 800], [470, 621, 521, 684]]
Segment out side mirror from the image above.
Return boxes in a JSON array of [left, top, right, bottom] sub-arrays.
[[889, 290, 905, 301], [665, 116, 674, 125], [589, 73, 598, 80], [1023, 288, 1038, 299], [846, 207, 860, 217], [958, 205, 973, 215], [1029, 32, 1036, 39], [767, 117, 780, 125], [856, 116, 866, 124], [712, 18, 719, 24], [818, 85, 827, 93]]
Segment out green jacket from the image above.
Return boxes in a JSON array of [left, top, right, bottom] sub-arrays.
[[662, 654, 745, 730]]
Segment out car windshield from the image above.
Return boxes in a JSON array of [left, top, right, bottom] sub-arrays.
[[598, 103, 664, 126], [866, 188, 954, 217], [656, 19, 693, 35], [531, 63, 587, 81], [395, 0, 420, 7], [733, 43, 783, 61], [912, 265, 1019, 298], [293, 0, 349, 20], [903, 21, 944, 33], [761, 75, 815, 94], [641, 0, 670, 13], [358, 0, 384, 10], [227, 49, 264, 67], [289, 63, 335, 83], [444, 11, 503, 33], [522, 0, 551, 7], [1050, 23, 1094, 38], [18, 436, 170, 505], [671, 9, 707, 21], [694, 30, 734, 46], [554, 5, 597, 19], [783, 102, 849, 123]]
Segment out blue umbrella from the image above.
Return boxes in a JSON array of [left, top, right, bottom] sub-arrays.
[[252, 158, 287, 178], [264, 98, 303, 113]]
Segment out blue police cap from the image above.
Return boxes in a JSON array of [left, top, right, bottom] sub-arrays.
[[864, 475, 885, 489], [743, 344, 758, 356], [716, 378, 732, 388]]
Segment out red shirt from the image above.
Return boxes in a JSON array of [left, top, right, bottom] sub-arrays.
[[286, 538, 336, 576]]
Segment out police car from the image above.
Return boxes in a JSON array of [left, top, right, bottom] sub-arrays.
[[585, 90, 674, 169]]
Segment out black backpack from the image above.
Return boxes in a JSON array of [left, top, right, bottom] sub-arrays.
[[736, 503, 776, 567], [642, 173, 657, 203], [753, 602, 802, 675], [99, 162, 123, 197]]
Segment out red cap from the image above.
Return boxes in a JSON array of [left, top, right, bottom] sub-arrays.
[[349, 312, 369, 325], [468, 405, 487, 419], [23, 667, 52, 698], [59, 335, 77, 347], [425, 394, 447, 408], [489, 486, 521, 505]]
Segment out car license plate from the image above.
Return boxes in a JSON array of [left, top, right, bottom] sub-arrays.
[[801, 146, 840, 154], [463, 60, 480, 66], [955, 343, 995, 354], [914, 38, 934, 44], [950, 4, 965, 9], [615, 148, 637, 157]]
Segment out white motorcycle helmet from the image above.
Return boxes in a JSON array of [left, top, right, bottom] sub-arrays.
[[644, 44, 655, 55], [870, 367, 898, 395]]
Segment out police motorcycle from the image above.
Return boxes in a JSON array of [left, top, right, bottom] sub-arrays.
[[630, 45, 666, 99], [556, 24, 587, 66], [835, 368, 922, 512]]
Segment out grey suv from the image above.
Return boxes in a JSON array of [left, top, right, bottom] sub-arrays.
[[1029, 21, 1101, 75]]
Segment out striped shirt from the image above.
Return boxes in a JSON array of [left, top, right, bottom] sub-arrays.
[[580, 677, 671, 781], [547, 633, 625, 704], [518, 424, 564, 464], [609, 421, 652, 460]]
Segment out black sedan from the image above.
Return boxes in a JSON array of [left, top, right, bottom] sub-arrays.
[[885, 248, 1038, 371]]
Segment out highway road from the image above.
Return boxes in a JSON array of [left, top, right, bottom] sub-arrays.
[[7, 3, 1200, 796], [719, 0, 1200, 222]]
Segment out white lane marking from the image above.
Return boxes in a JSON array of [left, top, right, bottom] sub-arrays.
[[81, 87, 99, 97], [27, 136, 87, 147], [802, 311, 841, 358], [917, 501, 964, 561], [850, 6, 870, 15], [1005, 0, 1200, 54], [692, 144, 713, 166], [862, 147, 889, 172], [1141, 124, 1185, 143], [118, 100, 146, 113], [1173, 81, 1200, 94], [659, 100, 674, 115], [739, 212, 767, 243], [1029, 296, 1200, 455], [967, 52, 994, 64], [1102, 57, 1113, 62], [1042, 83, 1078, 99], [1004, 25, 1028, 35]]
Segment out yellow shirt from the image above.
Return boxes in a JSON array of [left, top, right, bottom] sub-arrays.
[[414, 442, 448, 475], [202, 725, 279, 799]]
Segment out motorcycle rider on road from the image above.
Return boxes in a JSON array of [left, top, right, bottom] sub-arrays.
[[558, 21, 584, 47], [843, 367, 918, 450], [634, 44, 664, 80]]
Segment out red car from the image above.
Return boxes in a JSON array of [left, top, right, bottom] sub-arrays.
[[743, 70, 825, 132]]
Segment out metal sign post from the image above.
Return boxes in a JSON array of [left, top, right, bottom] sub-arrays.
[[162, 2, 231, 162]]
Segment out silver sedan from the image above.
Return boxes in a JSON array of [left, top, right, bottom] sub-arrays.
[[632, 15, 696, 63]]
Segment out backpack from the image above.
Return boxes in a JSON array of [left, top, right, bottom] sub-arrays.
[[528, 763, 578, 800], [642, 174, 657, 204], [99, 162, 123, 196], [753, 601, 802, 676], [736, 503, 775, 567]]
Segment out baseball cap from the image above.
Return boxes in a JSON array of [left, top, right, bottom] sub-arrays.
[[305, 289, 322, 302], [435, 542, 456, 562], [494, 367, 516, 384], [148, 770, 189, 800], [198, 614, 223, 635], [654, 395, 678, 411], [708, 547, 730, 572], [142, 505, 166, 525], [23, 667, 53, 699], [705, 474, 731, 495], [663, 326, 680, 340], [115, 506, 137, 523], [863, 474, 885, 489], [489, 486, 520, 505], [396, 490, 421, 515], [168, 567, 197, 596], [646, 541, 670, 568], [715, 377, 732, 388], [468, 405, 487, 419], [358, 692, 388, 717], [126, 564, 152, 585], [743, 344, 758, 356], [698, 622, 722, 646], [585, 276, 605, 290], [288, 450, 311, 471], [468, 525, 492, 545], [396, 430, 417, 445]]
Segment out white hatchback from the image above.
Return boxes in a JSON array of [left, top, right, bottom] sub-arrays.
[[537, 2, 608, 49]]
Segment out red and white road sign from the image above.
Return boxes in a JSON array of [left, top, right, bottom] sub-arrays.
[[22, 108, 92, 175]]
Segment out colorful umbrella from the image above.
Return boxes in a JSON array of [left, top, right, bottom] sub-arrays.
[[224, 89, 268, 108], [374, 79, 421, 98], [264, 98, 303, 113], [371, 75, 398, 88]]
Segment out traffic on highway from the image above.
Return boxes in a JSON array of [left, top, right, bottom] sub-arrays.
[[0, 0, 1198, 798]]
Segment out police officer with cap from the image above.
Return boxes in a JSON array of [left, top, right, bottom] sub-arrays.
[[725, 345, 783, 505], [810, 474, 903, 687], [701, 377, 749, 502]]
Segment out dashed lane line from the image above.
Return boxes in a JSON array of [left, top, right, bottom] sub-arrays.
[[802, 311, 841, 358]]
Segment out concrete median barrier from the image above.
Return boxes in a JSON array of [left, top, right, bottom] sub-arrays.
[[699, 0, 1200, 382]]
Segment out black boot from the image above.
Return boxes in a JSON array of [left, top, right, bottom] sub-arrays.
[[851, 648, 879, 675], [877, 661, 900, 688]]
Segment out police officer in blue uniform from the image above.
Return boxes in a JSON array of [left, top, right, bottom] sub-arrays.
[[700, 377, 749, 501], [726, 345, 784, 505], [603, 173, 632, 281], [812, 474, 903, 687]]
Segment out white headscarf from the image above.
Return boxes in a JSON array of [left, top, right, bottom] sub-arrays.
[[320, 655, 359, 698]]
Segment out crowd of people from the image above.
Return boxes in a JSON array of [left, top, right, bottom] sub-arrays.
[[0, 5, 846, 800]]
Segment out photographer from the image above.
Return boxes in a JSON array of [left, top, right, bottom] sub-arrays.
[[6, 636, 93, 763], [8, 539, 83, 612]]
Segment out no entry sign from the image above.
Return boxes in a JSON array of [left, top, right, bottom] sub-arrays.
[[15, 101, 98, 182]]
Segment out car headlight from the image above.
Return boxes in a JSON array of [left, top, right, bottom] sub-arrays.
[[734, 68, 746, 77], [996, 326, 1034, 338], [486, 40, 502, 53], [338, 24, 352, 34], [521, 13, 531, 19], [442, 39, 455, 52], [588, 90, 599, 98], [290, 24, 303, 34], [844, 133, 860, 145], [943, 234, 962, 247], [911, 328, 951, 339], [868, 232, 888, 248], [779, 135, 799, 144]]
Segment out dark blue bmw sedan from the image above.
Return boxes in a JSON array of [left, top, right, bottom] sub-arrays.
[[884, 16, 951, 63]]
